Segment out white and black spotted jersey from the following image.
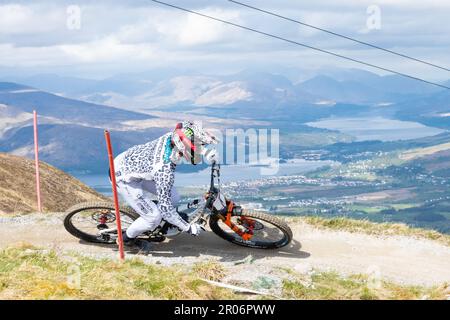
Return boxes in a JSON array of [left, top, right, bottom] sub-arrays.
[[114, 133, 190, 231]]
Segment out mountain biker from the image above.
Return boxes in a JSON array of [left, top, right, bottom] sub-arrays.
[[113, 121, 218, 251]]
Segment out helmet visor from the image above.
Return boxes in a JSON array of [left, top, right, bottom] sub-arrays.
[[175, 128, 205, 165]]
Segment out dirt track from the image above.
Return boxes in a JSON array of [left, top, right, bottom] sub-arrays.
[[1, 213, 449, 288]]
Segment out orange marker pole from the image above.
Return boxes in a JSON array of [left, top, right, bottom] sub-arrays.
[[104, 130, 125, 260], [33, 110, 42, 212]]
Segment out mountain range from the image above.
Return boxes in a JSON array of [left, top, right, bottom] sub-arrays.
[[7, 68, 445, 110], [0, 67, 449, 173]]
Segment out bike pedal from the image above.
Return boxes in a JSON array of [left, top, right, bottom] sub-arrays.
[[148, 235, 166, 242]]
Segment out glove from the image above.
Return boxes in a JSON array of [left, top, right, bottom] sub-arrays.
[[188, 223, 205, 236]]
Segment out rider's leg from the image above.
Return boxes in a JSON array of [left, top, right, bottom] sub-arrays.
[[139, 180, 183, 235], [140, 180, 181, 205], [124, 217, 158, 239], [116, 179, 162, 239]]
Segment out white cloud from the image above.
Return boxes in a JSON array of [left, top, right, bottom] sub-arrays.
[[0, 0, 448, 80], [177, 8, 240, 46], [0, 4, 62, 34], [59, 36, 156, 63]]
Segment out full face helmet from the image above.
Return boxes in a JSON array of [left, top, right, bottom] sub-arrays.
[[171, 121, 218, 165]]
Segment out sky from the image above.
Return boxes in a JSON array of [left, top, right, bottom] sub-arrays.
[[0, 0, 449, 81]]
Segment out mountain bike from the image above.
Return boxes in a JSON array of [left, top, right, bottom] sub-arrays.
[[64, 161, 293, 249]]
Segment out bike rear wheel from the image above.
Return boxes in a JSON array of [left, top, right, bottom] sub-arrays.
[[209, 210, 292, 249], [64, 202, 139, 244]]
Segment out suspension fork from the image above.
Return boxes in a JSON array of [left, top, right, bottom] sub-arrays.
[[218, 201, 253, 241]]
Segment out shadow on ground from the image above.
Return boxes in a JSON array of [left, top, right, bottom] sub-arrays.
[[79, 231, 310, 263]]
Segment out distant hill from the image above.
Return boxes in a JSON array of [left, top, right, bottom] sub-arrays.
[[393, 90, 450, 129], [0, 153, 106, 214], [0, 82, 165, 173], [5, 70, 449, 126], [0, 124, 167, 173], [0, 82, 152, 127], [12, 68, 446, 111]]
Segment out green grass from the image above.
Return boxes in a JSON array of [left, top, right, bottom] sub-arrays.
[[0, 244, 237, 300], [312, 151, 405, 181], [283, 270, 448, 300], [1, 244, 447, 300], [192, 260, 227, 281], [294, 216, 450, 246], [390, 203, 418, 210], [346, 204, 389, 214]]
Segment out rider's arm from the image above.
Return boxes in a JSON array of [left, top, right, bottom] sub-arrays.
[[153, 165, 190, 232]]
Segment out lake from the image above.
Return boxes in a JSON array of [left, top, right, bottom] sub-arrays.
[[306, 116, 446, 141]]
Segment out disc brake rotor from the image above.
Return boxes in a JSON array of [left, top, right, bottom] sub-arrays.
[[91, 210, 116, 229], [238, 217, 264, 231]]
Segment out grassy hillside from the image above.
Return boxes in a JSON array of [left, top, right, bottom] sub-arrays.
[[0, 153, 106, 214], [294, 216, 450, 246], [0, 244, 236, 300], [0, 244, 447, 300]]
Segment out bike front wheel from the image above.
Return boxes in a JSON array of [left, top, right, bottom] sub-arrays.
[[209, 210, 293, 249]]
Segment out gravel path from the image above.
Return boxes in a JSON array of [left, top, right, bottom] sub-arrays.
[[1, 213, 449, 288]]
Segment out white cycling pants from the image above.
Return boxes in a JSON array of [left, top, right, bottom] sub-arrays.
[[116, 179, 181, 238]]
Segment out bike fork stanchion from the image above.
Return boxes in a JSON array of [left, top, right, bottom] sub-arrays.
[[104, 130, 125, 261]]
